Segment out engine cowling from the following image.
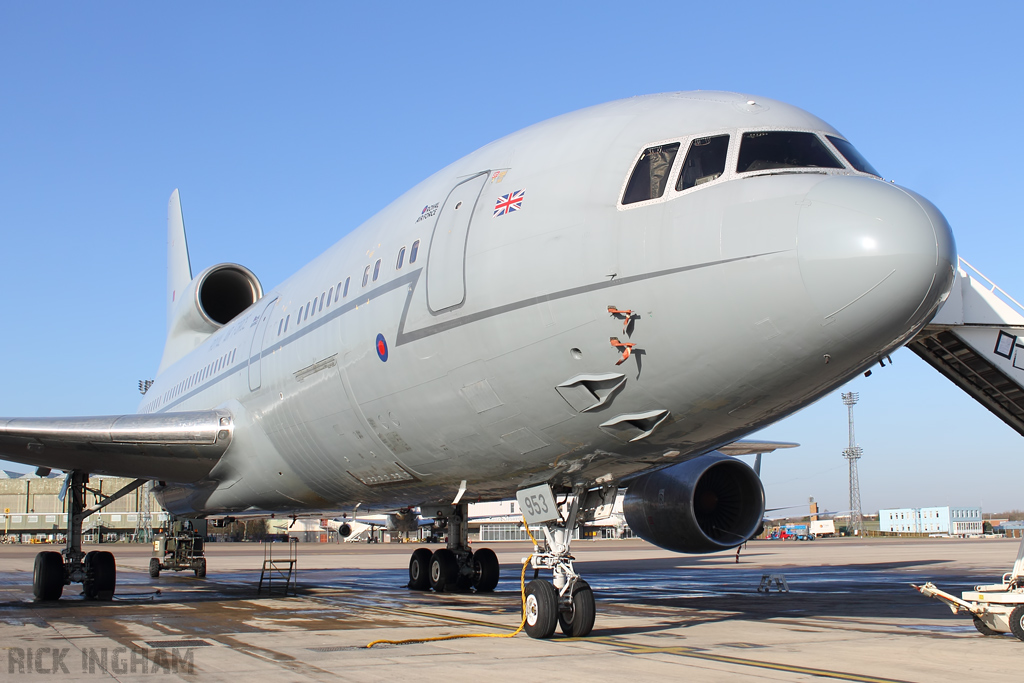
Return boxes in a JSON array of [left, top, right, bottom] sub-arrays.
[[158, 263, 263, 373], [623, 453, 764, 553]]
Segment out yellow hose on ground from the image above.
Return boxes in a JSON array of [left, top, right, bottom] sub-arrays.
[[366, 518, 539, 648]]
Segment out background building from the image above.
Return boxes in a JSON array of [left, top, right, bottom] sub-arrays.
[[879, 506, 982, 535], [0, 472, 167, 543]]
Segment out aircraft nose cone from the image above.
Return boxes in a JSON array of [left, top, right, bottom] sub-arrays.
[[797, 177, 956, 342]]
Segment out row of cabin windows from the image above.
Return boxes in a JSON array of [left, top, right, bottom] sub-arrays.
[[163, 348, 237, 403], [278, 240, 421, 337]]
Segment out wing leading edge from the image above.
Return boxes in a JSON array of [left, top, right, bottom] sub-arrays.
[[0, 410, 232, 482]]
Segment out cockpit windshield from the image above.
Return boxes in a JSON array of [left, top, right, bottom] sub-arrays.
[[826, 136, 880, 177], [737, 131, 843, 173]]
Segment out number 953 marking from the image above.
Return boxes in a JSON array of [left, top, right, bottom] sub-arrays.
[[516, 484, 559, 524]]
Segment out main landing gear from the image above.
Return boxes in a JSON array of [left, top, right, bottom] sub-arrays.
[[32, 470, 146, 602], [520, 483, 596, 639], [407, 502, 501, 593]]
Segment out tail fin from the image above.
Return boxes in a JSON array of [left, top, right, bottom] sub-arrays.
[[167, 190, 193, 332]]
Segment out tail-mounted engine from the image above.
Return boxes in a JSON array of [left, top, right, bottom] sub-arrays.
[[623, 453, 765, 553], [158, 263, 263, 373]]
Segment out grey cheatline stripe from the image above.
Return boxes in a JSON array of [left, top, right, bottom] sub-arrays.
[[157, 250, 785, 413], [393, 250, 788, 345]]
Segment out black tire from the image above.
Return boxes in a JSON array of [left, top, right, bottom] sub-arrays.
[[471, 547, 500, 592], [149, 558, 161, 578], [82, 551, 100, 599], [194, 557, 207, 578], [33, 551, 64, 601], [558, 579, 596, 638], [1010, 605, 1024, 642], [523, 579, 558, 639], [429, 549, 459, 592], [973, 616, 999, 636], [409, 548, 432, 590], [90, 551, 116, 601]]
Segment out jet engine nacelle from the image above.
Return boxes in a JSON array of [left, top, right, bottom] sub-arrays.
[[173, 263, 263, 335], [159, 263, 263, 373], [337, 523, 352, 538], [623, 453, 765, 554]]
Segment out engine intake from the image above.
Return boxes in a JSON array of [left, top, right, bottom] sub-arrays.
[[623, 453, 764, 553], [195, 264, 262, 327]]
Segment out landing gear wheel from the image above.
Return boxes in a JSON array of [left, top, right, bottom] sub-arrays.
[[194, 557, 207, 578], [471, 547, 500, 592], [82, 551, 100, 599], [973, 616, 999, 636], [149, 558, 161, 578], [557, 579, 596, 638], [429, 549, 459, 592], [408, 548, 432, 590], [523, 579, 558, 639], [88, 551, 116, 601], [33, 551, 64, 601], [1010, 605, 1024, 642]]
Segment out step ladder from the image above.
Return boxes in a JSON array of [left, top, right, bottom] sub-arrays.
[[258, 537, 298, 596], [908, 258, 1024, 436]]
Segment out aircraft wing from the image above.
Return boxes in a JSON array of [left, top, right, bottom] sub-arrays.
[[0, 411, 232, 483], [718, 440, 799, 456]]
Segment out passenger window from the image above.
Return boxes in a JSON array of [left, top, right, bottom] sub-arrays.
[[622, 143, 680, 205], [335, 283, 342, 302], [343, 277, 350, 297], [327, 287, 333, 307], [397, 247, 406, 269], [826, 136, 880, 177], [676, 135, 730, 191], [362, 266, 371, 287], [372, 259, 382, 281], [283, 314, 289, 333], [737, 131, 843, 173], [318, 293, 325, 312], [410, 240, 420, 263], [304, 302, 310, 320]]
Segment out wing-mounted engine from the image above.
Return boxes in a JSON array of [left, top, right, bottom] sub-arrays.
[[158, 263, 263, 373], [623, 453, 764, 553]]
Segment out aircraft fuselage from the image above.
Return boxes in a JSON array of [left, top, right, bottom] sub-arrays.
[[144, 92, 956, 516]]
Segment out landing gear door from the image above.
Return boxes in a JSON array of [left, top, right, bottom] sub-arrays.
[[426, 171, 488, 313], [247, 297, 278, 391], [516, 484, 560, 525]]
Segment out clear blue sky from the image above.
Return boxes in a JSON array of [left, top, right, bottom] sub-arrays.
[[2, 3, 1022, 514]]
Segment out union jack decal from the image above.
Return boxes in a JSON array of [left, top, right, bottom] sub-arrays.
[[493, 189, 525, 217]]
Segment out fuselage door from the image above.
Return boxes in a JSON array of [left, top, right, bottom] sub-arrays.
[[426, 171, 489, 313], [247, 297, 278, 391]]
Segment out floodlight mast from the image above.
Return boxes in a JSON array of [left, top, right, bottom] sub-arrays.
[[841, 392, 864, 535]]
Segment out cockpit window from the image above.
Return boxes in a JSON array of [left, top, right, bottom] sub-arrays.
[[676, 135, 729, 191], [826, 136, 880, 177], [622, 143, 680, 205], [737, 131, 843, 173]]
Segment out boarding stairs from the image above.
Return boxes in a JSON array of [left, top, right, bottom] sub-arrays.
[[907, 258, 1024, 436]]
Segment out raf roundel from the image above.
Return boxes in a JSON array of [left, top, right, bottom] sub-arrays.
[[375, 333, 388, 362]]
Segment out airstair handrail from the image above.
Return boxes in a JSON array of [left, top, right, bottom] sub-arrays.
[[957, 257, 1024, 320]]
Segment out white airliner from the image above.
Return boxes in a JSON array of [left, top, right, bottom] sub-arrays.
[[0, 91, 956, 639]]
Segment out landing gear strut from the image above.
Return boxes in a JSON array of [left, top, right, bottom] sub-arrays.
[[519, 482, 597, 639], [407, 502, 501, 593], [31, 470, 146, 601]]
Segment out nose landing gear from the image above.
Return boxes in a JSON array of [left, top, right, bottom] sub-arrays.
[[516, 482, 599, 639]]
